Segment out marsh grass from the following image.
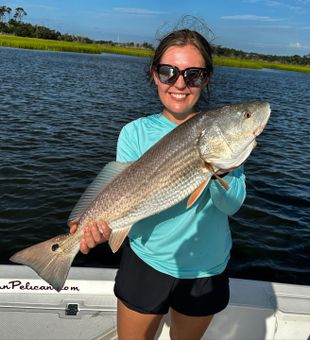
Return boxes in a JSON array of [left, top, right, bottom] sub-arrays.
[[214, 56, 310, 73], [1, 35, 309, 73], [0, 35, 153, 57]]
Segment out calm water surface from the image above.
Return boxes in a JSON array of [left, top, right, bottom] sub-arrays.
[[0, 48, 309, 284]]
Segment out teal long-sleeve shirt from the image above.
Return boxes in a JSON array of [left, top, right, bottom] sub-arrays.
[[116, 113, 246, 278]]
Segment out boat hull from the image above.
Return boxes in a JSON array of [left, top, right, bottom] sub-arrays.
[[0, 265, 309, 340]]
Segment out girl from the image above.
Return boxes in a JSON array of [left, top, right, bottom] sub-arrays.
[[71, 29, 246, 340]]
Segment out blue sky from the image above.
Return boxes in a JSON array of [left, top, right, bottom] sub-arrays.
[[3, 0, 310, 56]]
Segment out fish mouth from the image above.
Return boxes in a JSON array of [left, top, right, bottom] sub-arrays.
[[253, 122, 267, 137], [253, 113, 270, 137], [254, 104, 271, 137]]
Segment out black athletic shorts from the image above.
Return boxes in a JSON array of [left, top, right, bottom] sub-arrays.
[[114, 245, 230, 316]]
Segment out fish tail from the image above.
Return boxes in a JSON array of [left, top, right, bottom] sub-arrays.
[[10, 234, 79, 292]]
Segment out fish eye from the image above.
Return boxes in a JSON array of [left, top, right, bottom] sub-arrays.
[[244, 111, 252, 119]]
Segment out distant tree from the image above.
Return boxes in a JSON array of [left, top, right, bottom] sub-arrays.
[[0, 5, 11, 22], [142, 42, 154, 50], [13, 7, 27, 22], [75, 35, 92, 43], [5, 6, 11, 21], [34, 25, 60, 40], [0, 5, 6, 22], [15, 23, 35, 37], [60, 33, 74, 42]]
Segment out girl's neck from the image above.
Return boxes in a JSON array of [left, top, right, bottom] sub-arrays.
[[162, 109, 197, 125]]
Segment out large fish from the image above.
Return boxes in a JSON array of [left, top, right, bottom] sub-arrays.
[[10, 101, 271, 291]]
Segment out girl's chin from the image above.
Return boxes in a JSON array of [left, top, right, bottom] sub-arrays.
[[168, 104, 196, 115], [163, 108, 197, 123]]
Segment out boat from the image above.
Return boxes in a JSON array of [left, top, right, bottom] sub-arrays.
[[0, 264, 309, 339]]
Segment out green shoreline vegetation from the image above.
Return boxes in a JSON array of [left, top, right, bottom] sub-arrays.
[[0, 5, 309, 73], [1, 34, 309, 73], [0, 34, 153, 57]]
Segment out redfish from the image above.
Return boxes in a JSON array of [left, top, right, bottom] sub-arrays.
[[11, 101, 271, 291]]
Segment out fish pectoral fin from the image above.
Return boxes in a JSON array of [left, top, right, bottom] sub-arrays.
[[205, 163, 229, 191], [187, 179, 210, 208], [10, 234, 79, 292], [109, 226, 132, 253]]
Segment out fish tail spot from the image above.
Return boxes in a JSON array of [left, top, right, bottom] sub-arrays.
[[51, 243, 60, 251]]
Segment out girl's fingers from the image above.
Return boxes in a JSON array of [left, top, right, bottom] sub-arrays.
[[80, 238, 90, 255], [84, 226, 96, 249], [98, 220, 112, 240], [76, 221, 112, 254], [91, 223, 104, 243], [69, 222, 78, 234]]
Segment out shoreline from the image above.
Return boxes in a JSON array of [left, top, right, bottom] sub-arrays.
[[1, 35, 309, 73]]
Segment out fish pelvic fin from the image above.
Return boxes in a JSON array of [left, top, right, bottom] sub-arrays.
[[205, 163, 229, 191], [108, 226, 132, 253], [187, 179, 211, 208], [10, 234, 79, 292]]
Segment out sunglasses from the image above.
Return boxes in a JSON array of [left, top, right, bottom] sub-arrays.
[[156, 64, 209, 88]]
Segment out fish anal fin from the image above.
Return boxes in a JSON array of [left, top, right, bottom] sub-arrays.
[[108, 226, 132, 253], [187, 179, 210, 208]]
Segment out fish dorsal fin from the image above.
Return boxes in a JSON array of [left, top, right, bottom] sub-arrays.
[[68, 161, 132, 225], [109, 225, 132, 253], [187, 179, 210, 208]]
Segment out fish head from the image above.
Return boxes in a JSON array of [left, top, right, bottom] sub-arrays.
[[198, 101, 271, 170]]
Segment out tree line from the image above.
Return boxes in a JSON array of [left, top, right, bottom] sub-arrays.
[[0, 5, 95, 43], [0, 5, 308, 65], [0, 5, 153, 48], [213, 45, 309, 67]]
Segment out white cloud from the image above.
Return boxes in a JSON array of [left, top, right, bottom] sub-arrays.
[[24, 4, 58, 11], [243, 0, 308, 13], [294, 0, 310, 5], [113, 8, 167, 15], [221, 15, 284, 22], [263, 0, 307, 13], [289, 42, 310, 49], [290, 42, 302, 48], [254, 25, 292, 29], [222, 15, 269, 20]]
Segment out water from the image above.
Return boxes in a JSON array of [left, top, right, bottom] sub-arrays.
[[1, 48, 309, 285]]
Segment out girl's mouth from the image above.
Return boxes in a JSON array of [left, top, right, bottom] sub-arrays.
[[170, 93, 188, 100]]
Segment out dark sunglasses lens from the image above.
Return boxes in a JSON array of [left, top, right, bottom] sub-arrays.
[[184, 69, 207, 87], [157, 65, 178, 84]]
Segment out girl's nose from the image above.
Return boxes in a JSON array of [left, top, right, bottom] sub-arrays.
[[173, 74, 187, 90]]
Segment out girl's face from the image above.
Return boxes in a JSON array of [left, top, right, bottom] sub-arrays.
[[153, 44, 207, 125]]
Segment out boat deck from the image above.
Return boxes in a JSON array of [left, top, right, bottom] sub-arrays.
[[0, 265, 309, 339]]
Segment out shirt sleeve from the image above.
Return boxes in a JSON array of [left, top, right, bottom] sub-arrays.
[[209, 166, 246, 216], [116, 123, 140, 162]]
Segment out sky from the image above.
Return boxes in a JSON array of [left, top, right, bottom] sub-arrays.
[[2, 0, 310, 56]]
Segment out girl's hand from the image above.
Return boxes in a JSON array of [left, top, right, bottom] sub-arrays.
[[69, 221, 112, 254]]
